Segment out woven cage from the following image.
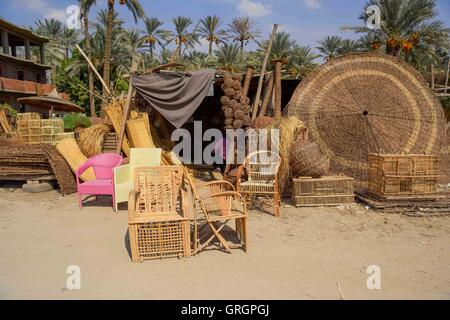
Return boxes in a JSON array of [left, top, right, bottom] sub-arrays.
[[55, 138, 95, 181], [292, 176, 355, 207], [133, 166, 184, 215], [128, 166, 190, 261], [368, 153, 439, 199], [16, 113, 40, 121], [287, 53, 447, 184], [28, 135, 41, 144], [132, 220, 189, 260]]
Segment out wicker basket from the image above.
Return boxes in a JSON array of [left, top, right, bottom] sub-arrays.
[[368, 153, 439, 199], [17, 113, 40, 121], [292, 176, 355, 207]]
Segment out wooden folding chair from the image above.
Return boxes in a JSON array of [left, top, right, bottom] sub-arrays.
[[184, 170, 247, 254]]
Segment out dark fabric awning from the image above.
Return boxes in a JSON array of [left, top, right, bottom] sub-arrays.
[[132, 69, 215, 128]]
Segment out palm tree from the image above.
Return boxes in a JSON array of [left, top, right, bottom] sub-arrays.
[[228, 17, 261, 53], [268, 31, 295, 61], [34, 19, 64, 39], [165, 16, 200, 60], [199, 15, 228, 56], [143, 17, 165, 62], [288, 45, 319, 79], [184, 51, 213, 70], [317, 35, 343, 60], [343, 0, 450, 66], [338, 39, 362, 55], [80, 0, 97, 117], [62, 27, 80, 59], [33, 19, 65, 83], [215, 43, 242, 71], [102, 0, 145, 98]]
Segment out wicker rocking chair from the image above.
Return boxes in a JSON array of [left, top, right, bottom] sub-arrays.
[[128, 166, 191, 262], [236, 150, 281, 217], [185, 171, 247, 254]]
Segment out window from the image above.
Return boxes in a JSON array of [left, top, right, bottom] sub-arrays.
[[17, 71, 24, 80], [0, 66, 2, 76], [36, 74, 41, 83]]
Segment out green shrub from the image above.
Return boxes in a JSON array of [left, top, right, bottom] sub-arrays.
[[63, 113, 91, 131], [0, 103, 17, 118]]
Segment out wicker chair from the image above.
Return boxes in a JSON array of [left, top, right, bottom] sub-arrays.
[[236, 150, 281, 217], [128, 166, 191, 262], [185, 172, 247, 254]]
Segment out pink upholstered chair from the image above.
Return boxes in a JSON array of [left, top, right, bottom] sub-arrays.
[[76, 153, 123, 211]]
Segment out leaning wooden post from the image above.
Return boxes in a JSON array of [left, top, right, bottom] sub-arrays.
[[445, 57, 450, 95], [259, 72, 274, 116], [273, 59, 283, 118], [430, 64, 435, 91], [242, 65, 254, 98], [116, 57, 138, 154], [251, 24, 279, 120], [75, 44, 111, 97]]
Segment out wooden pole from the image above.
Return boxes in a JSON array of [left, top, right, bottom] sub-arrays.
[[431, 64, 435, 91], [445, 57, 450, 95], [273, 59, 283, 117], [75, 82, 106, 102], [259, 72, 274, 116], [242, 66, 254, 98], [251, 24, 279, 120], [116, 57, 138, 154], [75, 44, 111, 97]]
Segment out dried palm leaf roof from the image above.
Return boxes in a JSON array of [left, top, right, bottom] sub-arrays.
[[287, 52, 446, 182]]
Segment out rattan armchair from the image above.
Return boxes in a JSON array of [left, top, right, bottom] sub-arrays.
[[128, 166, 191, 262], [236, 150, 281, 217]]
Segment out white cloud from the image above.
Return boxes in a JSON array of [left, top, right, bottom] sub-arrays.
[[304, 0, 320, 9], [12, 0, 67, 22], [237, 0, 272, 17]]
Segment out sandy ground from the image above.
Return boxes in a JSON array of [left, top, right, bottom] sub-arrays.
[[1, 184, 450, 300]]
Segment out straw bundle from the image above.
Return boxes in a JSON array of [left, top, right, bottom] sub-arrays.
[[56, 138, 95, 181], [78, 124, 111, 158], [266, 116, 307, 195], [104, 101, 130, 156]]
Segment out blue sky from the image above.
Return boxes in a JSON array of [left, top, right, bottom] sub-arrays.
[[1, 0, 449, 53]]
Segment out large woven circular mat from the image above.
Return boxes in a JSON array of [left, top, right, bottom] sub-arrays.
[[287, 52, 446, 182]]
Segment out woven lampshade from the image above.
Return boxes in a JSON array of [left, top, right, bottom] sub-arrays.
[[288, 52, 446, 182]]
